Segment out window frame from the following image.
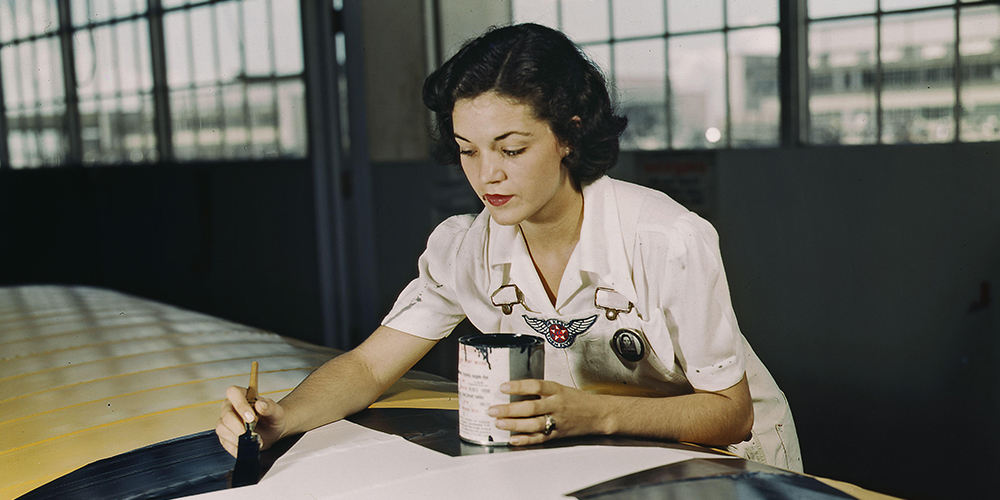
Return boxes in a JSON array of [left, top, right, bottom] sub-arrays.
[[0, 0, 310, 168]]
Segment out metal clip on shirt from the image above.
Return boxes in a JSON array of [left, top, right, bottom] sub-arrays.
[[491, 284, 524, 315], [594, 287, 633, 320]]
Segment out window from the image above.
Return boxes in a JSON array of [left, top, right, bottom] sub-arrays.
[[513, 0, 1000, 149], [0, 0, 307, 168], [513, 0, 781, 150], [807, 0, 1000, 144], [1, 1, 66, 167]]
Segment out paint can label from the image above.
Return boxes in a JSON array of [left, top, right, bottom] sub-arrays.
[[458, 333, 543, 445]]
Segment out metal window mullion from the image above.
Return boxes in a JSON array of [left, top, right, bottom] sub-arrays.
[[184, 8, 202, 155], [0, 42, 8, 168], [664, 2, 672, 149], [267, 0, 280, 155], [10, 42, 25, 165], [209, 4, 226, 155], [953, 4, 962, 143], [780, 0, 806, 147], [11, 16, 29, 165], [606, 0, 617, 108], [148, 0, 174, 162], [721, 1, 731, 147], [45, 2, 61, 161], [110, 18, 125, 159], [237, 1, 251, 155], [875, 8, 884, 144], [27, 0, 44, 165], [133, 0, 151, 156]]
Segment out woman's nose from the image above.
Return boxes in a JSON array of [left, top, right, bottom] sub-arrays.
[[479, 153, 505, 184]]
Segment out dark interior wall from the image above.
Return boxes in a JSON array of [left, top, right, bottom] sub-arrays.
[[710, 142, 1000, 500], [0, 161, 325, 345]]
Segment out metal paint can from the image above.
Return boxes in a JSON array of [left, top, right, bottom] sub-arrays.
[[457, 333, 544, 445]]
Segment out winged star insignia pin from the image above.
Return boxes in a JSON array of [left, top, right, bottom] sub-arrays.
[[523, 314, 598, 348]]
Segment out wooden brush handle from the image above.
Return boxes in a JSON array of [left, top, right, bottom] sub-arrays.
[[246, 361, 259, 405]]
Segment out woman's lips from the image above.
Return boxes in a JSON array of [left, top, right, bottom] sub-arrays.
[[485, 194, 513, 207]]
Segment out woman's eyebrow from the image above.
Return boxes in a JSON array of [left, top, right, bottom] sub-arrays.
[[453, 131, 533, 143], [493, 131, 532, 142]]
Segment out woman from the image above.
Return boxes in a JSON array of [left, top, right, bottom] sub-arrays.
[[217, 23, 801, 471]]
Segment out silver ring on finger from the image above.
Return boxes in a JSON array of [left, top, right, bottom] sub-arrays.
[[543, 414, 556, 435]]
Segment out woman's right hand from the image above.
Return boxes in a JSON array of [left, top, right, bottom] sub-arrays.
[[216, 385, 287, 457]]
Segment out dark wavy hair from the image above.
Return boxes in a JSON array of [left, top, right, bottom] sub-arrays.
[[422, 23, 628, 187]]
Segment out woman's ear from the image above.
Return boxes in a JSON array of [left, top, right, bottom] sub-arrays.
[[562, 116, 582, 158]]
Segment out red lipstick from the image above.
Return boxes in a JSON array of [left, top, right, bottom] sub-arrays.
[[485, 194, 513, 207]]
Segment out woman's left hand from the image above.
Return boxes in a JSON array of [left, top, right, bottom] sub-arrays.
[[487, 379, 608, 446]]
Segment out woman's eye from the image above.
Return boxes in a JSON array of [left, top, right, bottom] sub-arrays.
[[459, 149, 477, 157], [502, 148, 526, 157]]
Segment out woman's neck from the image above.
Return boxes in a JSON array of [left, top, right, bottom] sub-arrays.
[[518, 186, 584, 305]]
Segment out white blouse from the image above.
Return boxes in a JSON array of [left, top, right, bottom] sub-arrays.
[[383, 176, 802, 471]]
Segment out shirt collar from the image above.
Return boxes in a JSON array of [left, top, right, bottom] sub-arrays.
[[486, 176, 637, 308], [577, 177, 637, 305]]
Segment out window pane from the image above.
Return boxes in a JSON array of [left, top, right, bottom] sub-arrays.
[[615, 39, 667, 150], [667, 0, 723, 33], [116, 21, 153, 94], [881, 10, 956, 144], [4, 37, 67, 170], [5, 106, 67, 168], [72, 0, 140, 26], [881, 0, 955, 12], [191, 8, 219, 84], [11, 0, 59, 37], [276, 81, 307, 156], [164, 12, 192, 87], [808, 0, 876, 19], [120, 94, 157, 162], [729, 27, 780, 147], [1, 46, 20, 107], [0, 1, 57, 43], [513, 0, 559, 28], [222, 84, 251, 154], [216, 2, 243, 81], [272, 0, 304, 75], [808, 18, 877, 144], [247, 83, 279, 156], [612, 0, 664, 39], [97, 97, 124, 162], [669, 33, 726, 148], [726, 0, 778, 27], [80, 99, 99, 162], [244, 0, 275, 75], [0, 3, 13, 43], [35, 36, 64, 104], [171, 89, 199, 160], [562, 0, 610, 43], [960, 5, 1000, 142]]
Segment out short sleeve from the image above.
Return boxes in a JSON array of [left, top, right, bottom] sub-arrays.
[[381, 215, 474, 340], [654, 213, 746, 391]]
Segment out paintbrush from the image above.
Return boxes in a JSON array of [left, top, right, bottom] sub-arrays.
[[231, 361, 262, 487]]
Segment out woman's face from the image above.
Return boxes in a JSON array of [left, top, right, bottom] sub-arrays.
[[452, 92, 577, 227]]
